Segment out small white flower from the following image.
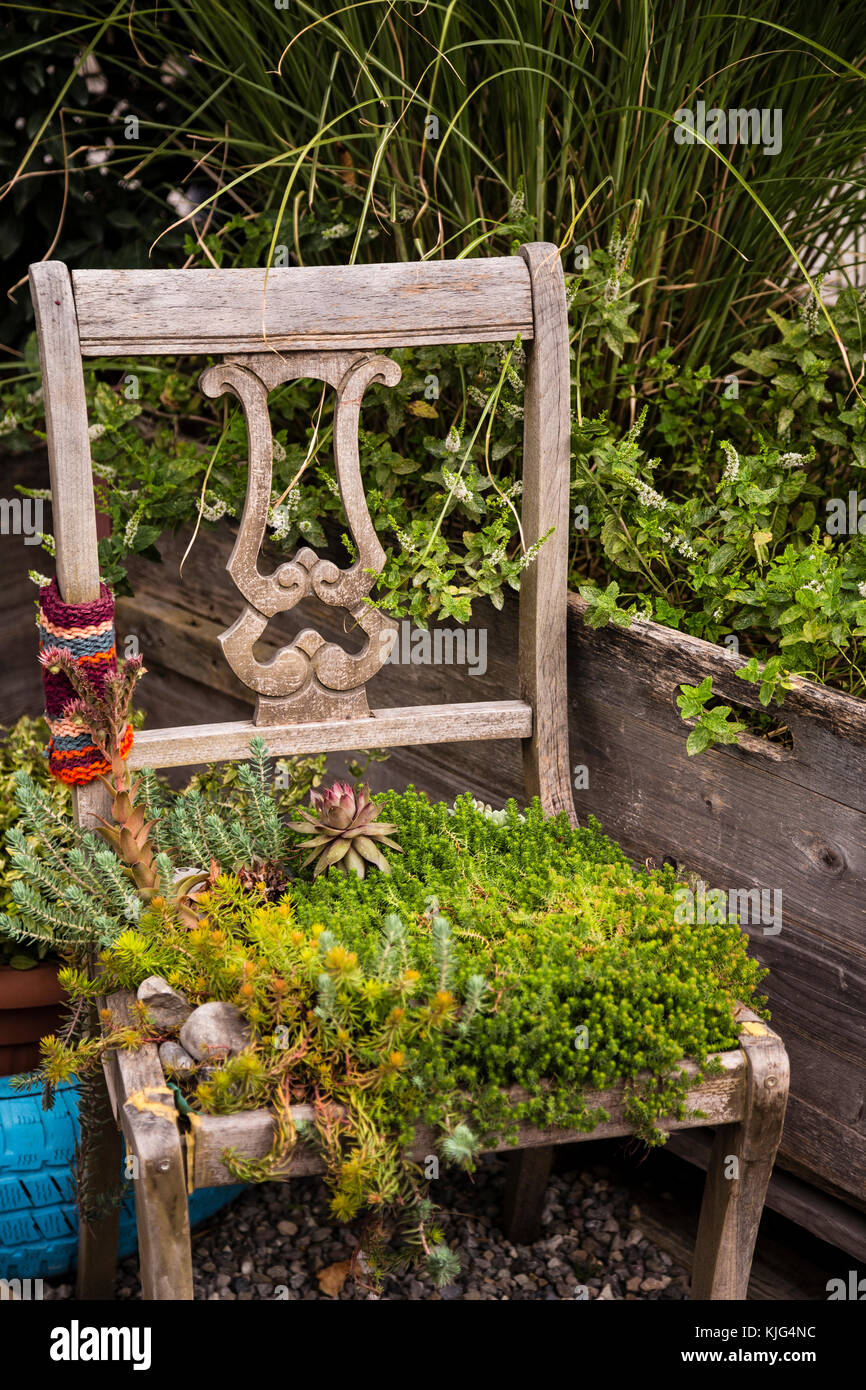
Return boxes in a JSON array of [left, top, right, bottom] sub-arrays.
[[659, 528, 698, 560], [779, 452, 807, 469], [858, 581, 866, 599], [85, 140, 113, 167], [800, 277, 824, 336], [268, 508, 294, 541], [273, 438, 287, 464], [321, 221, 350, 240], [443, 467, 471, 503], [634, 480, 666, 511], [123, 506, 143, 546], [28, 570, 52, 588], [495, 341, 524, 390], [167, 188, 197, 218], [0, 411, 19, 435], [199, 491, 226, 522], [270, 487, 300, 517], [518, 536, 546, 571], [88, 422, 107, 441], [444, 426, 461, 454], [609, 230, 629, 271], [722, 443, 740, 482]]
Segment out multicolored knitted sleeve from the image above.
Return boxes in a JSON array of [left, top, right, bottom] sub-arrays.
[[37, 578, 133, 784]]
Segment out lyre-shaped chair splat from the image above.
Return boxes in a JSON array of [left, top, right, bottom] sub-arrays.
[[198, 350, 400, 725]]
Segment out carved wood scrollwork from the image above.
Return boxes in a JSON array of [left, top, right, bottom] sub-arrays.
[[198, 350, 400, 725]]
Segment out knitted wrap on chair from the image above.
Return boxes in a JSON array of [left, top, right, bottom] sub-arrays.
[[38, 578, 133, 784]]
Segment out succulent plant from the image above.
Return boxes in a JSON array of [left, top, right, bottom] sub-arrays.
[[290, 782, 403, 879], [39, 645, 203, 926]]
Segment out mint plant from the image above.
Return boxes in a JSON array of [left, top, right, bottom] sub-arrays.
[[676, 678, 747, 757]]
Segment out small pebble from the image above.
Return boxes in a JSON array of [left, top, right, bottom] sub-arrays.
[[37, 1156, 689, 1302]]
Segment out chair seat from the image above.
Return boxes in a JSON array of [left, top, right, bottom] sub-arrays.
[[101, 991, 772, 1190]]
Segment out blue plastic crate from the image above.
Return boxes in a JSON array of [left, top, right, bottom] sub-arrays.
[[0, 1075, 243, 1280]]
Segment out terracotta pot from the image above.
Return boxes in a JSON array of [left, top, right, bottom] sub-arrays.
[[0, 961, 65, 1075]]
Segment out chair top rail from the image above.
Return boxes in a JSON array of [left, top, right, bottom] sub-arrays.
[[126, 699, 533, 771], [70, 257, 534, 356]]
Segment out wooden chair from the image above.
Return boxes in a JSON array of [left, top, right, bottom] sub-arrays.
[[29, 249, 789, 1301]]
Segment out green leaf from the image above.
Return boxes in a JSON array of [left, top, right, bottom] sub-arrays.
[[707, 543, 737, 575], [8, 954, 38, 970], [686, 725, 711, 756], [676, 676, 713, 720]]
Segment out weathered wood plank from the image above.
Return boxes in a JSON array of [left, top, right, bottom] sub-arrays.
[[566, 594, 866, 808], [70, 259, 534, 355], [667, 1128, 866, 1261], [517, 243, 575, 821], [567, 694, 865, 952], [502, 1147, 554, 1244], [102, 991, 193, 1300], [126, 699, 532, 770], [691, 1013, 789, 1299], [74, 1066, 123, 1301], [28, 264, 100, 606], [189, 1053, 747, 1189], [627, 1147, 844, 1300]]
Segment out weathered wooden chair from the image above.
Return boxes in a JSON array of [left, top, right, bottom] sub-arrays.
[[29, 249, 789, 1301]]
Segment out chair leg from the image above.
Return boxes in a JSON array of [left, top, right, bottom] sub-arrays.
[[75, 1072, 123, 1300], [133, 1151, 194, 1301], [122, 1092, 194, 1300], [502, 1146, 554, 1244], [691, 1022, 789, 1299]]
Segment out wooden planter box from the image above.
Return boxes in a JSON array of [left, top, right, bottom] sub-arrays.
[[111, 520, 866, 1258]]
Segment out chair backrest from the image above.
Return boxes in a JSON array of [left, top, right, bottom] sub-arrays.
[[29, 246, 574, 827]]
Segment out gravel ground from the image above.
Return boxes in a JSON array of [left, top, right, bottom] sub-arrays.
[[44, 1155, 689, 1301]]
